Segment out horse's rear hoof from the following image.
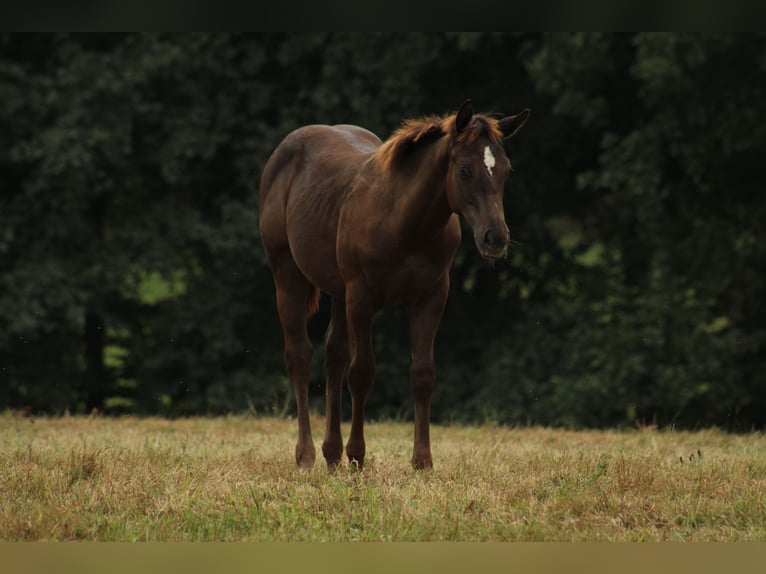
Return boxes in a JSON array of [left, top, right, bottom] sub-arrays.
[[295, 444, 316, 469], [411, 455, 433, 471]]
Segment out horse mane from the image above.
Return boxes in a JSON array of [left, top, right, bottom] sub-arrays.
[[372, 112, 503, 172]]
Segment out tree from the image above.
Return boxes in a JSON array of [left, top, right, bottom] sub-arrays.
[[2, 33, 765, 429]]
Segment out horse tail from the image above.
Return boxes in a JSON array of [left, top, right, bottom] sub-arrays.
[[306, 285, 320, 318]]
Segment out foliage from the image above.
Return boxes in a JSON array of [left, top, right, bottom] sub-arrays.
[[1, 33, 765, 429]]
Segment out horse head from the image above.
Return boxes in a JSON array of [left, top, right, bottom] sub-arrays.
[[445, 99, 529, 261]]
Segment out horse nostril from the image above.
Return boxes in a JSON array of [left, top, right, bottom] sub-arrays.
[[484, 228, 505, 249]]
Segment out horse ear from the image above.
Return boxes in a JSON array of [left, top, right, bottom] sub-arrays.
[[498, 109, 530, 138], [455, 99, 473, 134]]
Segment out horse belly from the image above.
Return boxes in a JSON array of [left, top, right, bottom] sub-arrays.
[[291, 238, 344, 299], [285, 192, 345, 299]]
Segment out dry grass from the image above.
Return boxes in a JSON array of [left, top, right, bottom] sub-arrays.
[[1, 414, 765, 541]]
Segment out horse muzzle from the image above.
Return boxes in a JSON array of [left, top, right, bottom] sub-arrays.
[[476, 226, 510, 261]]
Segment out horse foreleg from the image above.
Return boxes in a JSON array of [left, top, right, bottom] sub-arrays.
[[407, 276, 450, 470], [322, 297, 349, 471], [344, 285, 376, 470], [275, 271, 316, 469]]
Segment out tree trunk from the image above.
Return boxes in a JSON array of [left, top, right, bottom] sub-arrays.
[[84, 308, 106, 413]]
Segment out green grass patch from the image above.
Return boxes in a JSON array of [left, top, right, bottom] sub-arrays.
[[1, 415, 764, 541]]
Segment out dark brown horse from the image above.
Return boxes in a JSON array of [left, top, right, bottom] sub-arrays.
[[259, 100, 529, 470]]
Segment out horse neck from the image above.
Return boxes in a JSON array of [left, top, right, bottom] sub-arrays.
[[388, 138, 453, 235]]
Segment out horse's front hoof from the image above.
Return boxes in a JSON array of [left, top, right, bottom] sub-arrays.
[[345, 440, 365, 471], [347, 455, 365, 472], [324, 452, 343, 473], [322, 441, 343, 472]]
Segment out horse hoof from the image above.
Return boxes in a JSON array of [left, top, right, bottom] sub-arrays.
[[325, 456, 344, 473], [411, 456, 433, 471], [322, 442, 343, 472], [295, 445, 316, 469]]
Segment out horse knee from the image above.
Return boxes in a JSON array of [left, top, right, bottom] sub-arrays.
[[410, 359, 435, 400], [348, 358, 375, 396], [285, 338, 313, 381], [324, 335, 349, 377]]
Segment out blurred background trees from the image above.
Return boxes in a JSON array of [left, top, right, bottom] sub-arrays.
[[1, 33, 764, 429]]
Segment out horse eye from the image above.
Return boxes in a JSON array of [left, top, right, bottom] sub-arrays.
[[458, 165, 471, 178]]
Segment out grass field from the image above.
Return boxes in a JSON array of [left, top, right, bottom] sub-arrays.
[[1, 414, 765, 541]]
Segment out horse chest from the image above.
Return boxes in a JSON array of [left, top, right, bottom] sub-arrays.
[[340, 216, 455, 302], [359, 248, 453, 307]]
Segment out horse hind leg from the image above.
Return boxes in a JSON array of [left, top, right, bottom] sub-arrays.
[[274, 262, 318, 469], [322, 297, 349, 471], [344, 285, 376, 470]]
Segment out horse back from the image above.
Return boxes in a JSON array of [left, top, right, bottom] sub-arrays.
[[259, 124, 381, 298], [261, 124, 379, 207]]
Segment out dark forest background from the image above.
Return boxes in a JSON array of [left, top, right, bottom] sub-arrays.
[[2, 33, 765, 429]]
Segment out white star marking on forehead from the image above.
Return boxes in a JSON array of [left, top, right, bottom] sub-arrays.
[[483, 145, 496, 177]]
